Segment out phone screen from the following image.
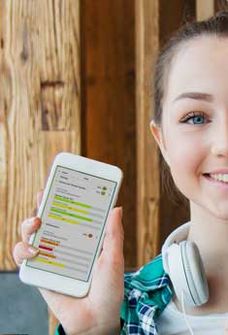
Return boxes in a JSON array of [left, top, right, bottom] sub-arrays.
[[26, 165, 117, 282]]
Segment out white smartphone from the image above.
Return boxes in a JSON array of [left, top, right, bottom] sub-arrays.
[[19, 152, 123, 297]]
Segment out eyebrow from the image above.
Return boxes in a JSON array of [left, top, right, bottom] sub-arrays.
[[173, 92, 214, 103]]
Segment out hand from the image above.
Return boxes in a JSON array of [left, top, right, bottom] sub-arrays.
[[13, 191, 124, 335], [224, 320, 228, 334]]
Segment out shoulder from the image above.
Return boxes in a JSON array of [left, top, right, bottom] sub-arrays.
[[120, 254, 173, 334], [123, 254, 173, 300]]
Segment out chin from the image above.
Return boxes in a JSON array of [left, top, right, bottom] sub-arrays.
[[207, 208, 228, 223], [190, 199, 228, 223]]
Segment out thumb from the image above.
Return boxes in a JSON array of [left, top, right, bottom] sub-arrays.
[[224, 319, 228, 334], [102, 207, 124, 259]]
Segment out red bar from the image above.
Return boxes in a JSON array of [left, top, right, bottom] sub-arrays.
[[39, 245, 53, 251]]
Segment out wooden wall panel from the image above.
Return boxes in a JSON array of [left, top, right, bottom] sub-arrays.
[[135, 0, 160, 266], [214, 0, 228, 12], [197, 0, 214, 20], [0, 1, 80, 333], [159, 0, 196, 45], [158, 0, 195, 250], [81, 0, 136, 268], [0, 0, 81, 269], [0, 0, 224, 333], [0, 0, 8, 269]]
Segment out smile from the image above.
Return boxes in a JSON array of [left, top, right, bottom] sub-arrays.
[[204, 173, 228, 184], [210, 174, 228, 183]]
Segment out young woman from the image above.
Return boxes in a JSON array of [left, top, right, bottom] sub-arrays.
[[13, 10, 228, 334]]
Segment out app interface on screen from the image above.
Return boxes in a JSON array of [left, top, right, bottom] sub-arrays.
[[27, 165, 117, 282]]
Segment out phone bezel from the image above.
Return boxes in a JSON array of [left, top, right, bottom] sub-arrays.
[[19, 152, 123, 297]]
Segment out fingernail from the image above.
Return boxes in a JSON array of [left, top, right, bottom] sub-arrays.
[[34, 217, 41, 224], [28, 247, 39, 255]]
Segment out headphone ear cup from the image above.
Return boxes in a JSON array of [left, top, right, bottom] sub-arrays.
[[166, 241, 209, 306]]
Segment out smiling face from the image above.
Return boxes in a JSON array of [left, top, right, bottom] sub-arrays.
[[151, 35, 228, 221]]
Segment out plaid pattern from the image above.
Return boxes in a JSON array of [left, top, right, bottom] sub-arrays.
[[120, 254, 173, 334], [55, 254, 173, 335]]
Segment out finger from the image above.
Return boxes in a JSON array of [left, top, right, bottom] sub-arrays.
[[21, 217, 41, 243], [13, 242, 39, 266], [102, 207, 124, 261], [224, 319, 228, 333]]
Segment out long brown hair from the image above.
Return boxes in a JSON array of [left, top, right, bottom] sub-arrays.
[[153, 10, 228, 204], [153, 10, 228, 125]]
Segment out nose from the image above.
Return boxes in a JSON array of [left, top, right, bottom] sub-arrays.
[[211, 120, 228, 158]]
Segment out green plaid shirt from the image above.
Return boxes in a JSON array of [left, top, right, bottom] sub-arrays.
[[55, 254, 173, 335], [120, 254, 173, 334]]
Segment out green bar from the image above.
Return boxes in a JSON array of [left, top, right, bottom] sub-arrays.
[[50, 207, 93, 222], [52, 201, 90, 215], [54, 195, 91, 208]]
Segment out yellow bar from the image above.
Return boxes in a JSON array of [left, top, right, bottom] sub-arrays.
[[48, 213, 80, 225], [36, 257, 65, 268], [52, 201, 90, 215]]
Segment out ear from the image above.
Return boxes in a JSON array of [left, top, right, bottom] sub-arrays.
[[150, 120, 170, 166]]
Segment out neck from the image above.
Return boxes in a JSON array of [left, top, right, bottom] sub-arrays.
[[188, 202, 228, 260], [181, 202, 228, 314]]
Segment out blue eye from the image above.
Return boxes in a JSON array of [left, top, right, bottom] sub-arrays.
[[190, 115, 205, 124], [180, 112, 208, 125]]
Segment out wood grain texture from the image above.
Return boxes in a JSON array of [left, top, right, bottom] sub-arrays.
[[81, 0, 136, 268], [158, 0, 195, 250], [196, 0, 214, 20], [0, 0, 80, 269], [0, 1, 80, 333], [159, 0, 196, 46], [135, 0, 160, 266], [214, 0, 228, 12]]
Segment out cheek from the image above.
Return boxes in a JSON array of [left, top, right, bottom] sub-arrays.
[[165, 134, 204, 178]]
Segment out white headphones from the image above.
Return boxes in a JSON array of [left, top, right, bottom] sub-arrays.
[[161, 222, 209, 307]]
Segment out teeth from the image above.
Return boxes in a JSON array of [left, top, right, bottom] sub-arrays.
[[210, 174, 228, 183]]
